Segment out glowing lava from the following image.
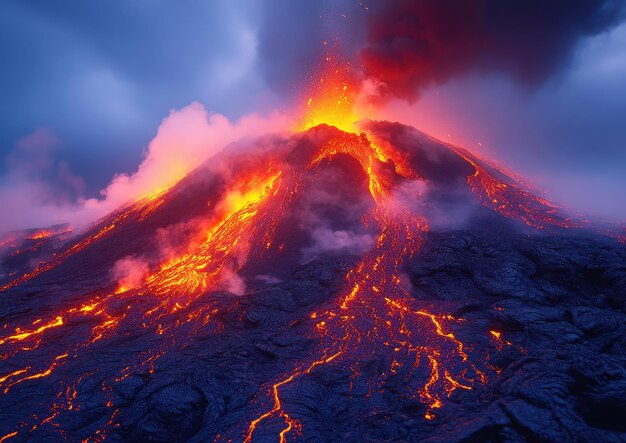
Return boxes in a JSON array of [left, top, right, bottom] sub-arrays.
[[298, 50, 361, 133], [0, 58, 593, 442], [449, 143, 580, 230], [233, 128, 489, 442]]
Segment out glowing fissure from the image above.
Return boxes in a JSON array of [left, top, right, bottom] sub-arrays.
[[234, 134, 490, 442]]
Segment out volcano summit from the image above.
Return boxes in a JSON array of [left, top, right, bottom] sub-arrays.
[[0, 121, 625, 442]]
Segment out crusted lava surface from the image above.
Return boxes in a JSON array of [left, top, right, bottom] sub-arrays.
[[0, 122, 625, 442]]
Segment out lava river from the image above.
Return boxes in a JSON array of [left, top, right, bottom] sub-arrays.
[[233, 131, 493, 443]]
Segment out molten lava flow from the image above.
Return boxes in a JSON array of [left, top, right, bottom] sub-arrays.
[[0, 161, 306, 439], [143, 170, 283, 307], [232, 132, 491, 442], [450, 145, 580, 230], [0, 316, 63, 346]]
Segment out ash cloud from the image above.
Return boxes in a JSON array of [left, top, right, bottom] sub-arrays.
[[359, 0, 626, 102], [255, 1, 625, 104]]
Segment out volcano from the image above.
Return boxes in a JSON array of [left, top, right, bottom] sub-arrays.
[[0, 121, 625, 443]]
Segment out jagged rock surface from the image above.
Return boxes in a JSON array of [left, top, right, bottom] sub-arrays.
[[1, 221, 624, 442]]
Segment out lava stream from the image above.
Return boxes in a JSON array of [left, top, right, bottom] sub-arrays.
[[0, 190, 166, 292], [0, 121, 562, 441], [231, 133, 491, 442], [0, 167, 295, 440]]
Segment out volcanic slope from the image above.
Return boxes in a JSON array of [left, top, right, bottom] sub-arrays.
[[0, 122, 625, 442]]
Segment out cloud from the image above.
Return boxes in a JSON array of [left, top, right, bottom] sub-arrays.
[[359, 0, 626, 102], [5, 128, 85, 197], [0, 103, 290, 232], [0, 128, 86, 231], [301, 227, 374, 263]]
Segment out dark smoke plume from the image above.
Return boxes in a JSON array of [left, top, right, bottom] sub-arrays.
[[359, 0, 625, 102]]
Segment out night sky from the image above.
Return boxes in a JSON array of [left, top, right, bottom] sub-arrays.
[[1, 0, 625, 230]]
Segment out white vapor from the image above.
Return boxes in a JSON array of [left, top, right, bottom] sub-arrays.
[[0, 102, 290, 232]]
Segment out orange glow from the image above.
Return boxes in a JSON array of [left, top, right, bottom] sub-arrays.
[[0, 432, 18, 443], [489, 330, 511, 350], [29, 230, 53, 240], [0, 316, 63, 345], [80, 303, 99, 312], [297, 52, 360, 133]]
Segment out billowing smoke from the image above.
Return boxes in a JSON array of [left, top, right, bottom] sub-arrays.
[[359, 0, 625, 102], [78, 103, 289, 223], [0, 103, 289, 232], [256, 1, 624, 104], [111, 256, 150, 291], [218, 267, 247, 296], [302, 227, 375, 263]]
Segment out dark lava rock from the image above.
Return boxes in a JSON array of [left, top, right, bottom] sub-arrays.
[[127, 384, 208, 442], [571, 306, 623, 336], [1, 218, 625, 443]]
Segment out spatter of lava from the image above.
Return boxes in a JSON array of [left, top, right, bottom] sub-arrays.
[[0, 61, 596, 442]]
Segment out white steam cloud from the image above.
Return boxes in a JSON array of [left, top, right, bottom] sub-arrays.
[[111, 256, 150, 291], [0, 102, 290, 232]]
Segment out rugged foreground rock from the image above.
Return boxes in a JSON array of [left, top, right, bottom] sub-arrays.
[[1, 220, 624, 442]]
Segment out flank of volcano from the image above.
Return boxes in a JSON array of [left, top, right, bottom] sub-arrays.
[[0, 69, 625, 442]]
